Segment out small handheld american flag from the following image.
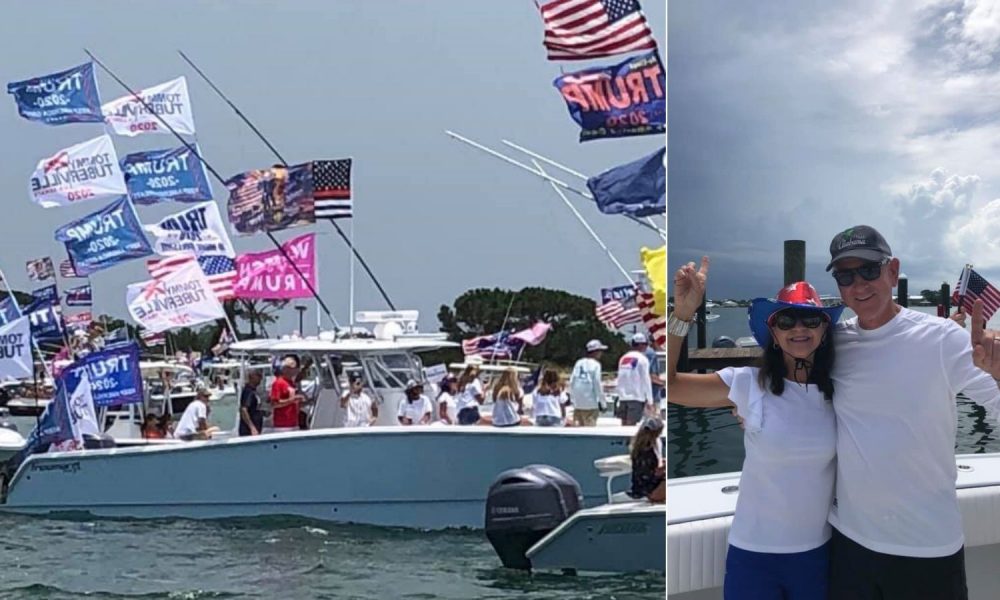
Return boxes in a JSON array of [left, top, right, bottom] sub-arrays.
[[952, 265, 1000, 320]]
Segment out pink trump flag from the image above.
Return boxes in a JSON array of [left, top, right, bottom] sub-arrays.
[[234, 233, 317, 299]]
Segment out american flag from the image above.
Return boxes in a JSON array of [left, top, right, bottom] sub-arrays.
[[462, 332, 518, 360], [140, 329, 166, 346], [595, 299, 642, 328], [313, 159, 352, 219], [59, 259, 82, 278], [953, 266, 1000, 320], [147, 255, 236, 301], [636, 290, 665, 349], [539, 0, 657, 61]]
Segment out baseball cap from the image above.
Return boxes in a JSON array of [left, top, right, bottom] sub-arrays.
[[826, 225, 892, 271], [405, 379, 423, 391], [631, 333, 648, 345], [585, 339, 608, 353]]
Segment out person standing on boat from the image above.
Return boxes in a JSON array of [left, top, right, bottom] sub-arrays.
[[340, 373, 377, 427], [568, 340, 607, 426], [238, 371, 264, 436], [668, 256, 842, 599], [617, 334, 654, 425], [491, 368, 531, 427], [821, 225, 1000, 600], [397, 380, 432, 425], [455, 363, 486, 425], [437, 374, 459, 424], [269, 356, 304, 432]]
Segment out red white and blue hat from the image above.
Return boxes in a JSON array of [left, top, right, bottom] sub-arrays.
[[748, 282, 845, 348]]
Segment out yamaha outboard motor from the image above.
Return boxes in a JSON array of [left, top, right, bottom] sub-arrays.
[[485, 464, 583, 570]]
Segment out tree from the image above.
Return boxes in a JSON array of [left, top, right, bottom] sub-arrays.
[[232, 299, 288, 338], [921, 289, 942, 305], [436, 287, 629, 369]]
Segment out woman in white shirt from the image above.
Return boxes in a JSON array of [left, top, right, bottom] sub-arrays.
[[455, 365, 486, 425], [668, 257, 843, 600], [532, 368, 567, 427], [437, 374, 458, 424]]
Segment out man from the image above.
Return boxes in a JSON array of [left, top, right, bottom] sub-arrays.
[[239, 371, 264, 436], [644, 340, 665, 414], [270, 356, 304, 432], [340, 373, 378, 427], [397, 380, 432, 425], [616, 334, 654, 426], [174, 387, 213, 441], [825, 225, 1000, 599], [569, 339, 607, 426]]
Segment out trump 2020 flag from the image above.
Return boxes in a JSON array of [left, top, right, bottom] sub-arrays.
[[30, 134, 128, 208], [11, 373, 78, 467], [233, 233, 316, 299], [55, 196, 153, 276], [28, 304, 63, 341], [586, 147, 665, 217], [127, 256, 225, 332], [554, 51, 664, 142], [32, 284, 59, 307], [6, 62, 104, 125], [121, 145, 213, 204], [102, 76, 196, 137], [64, 284, 93, 307], [0, 317, 33, 381], [144, 201, 235, 259], [226, 164, 315, 235], [64, 342, 144, 408], [0, 298, 21, 324]]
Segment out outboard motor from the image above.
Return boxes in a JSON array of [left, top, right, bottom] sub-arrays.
[[712, 336, 736, 348], [82, 433, 116, 450], [485, 464, 583, 570]]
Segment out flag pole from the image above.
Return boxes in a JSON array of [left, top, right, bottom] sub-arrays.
[[0, 266, 53, 380], [958, 264, 973, 316], [83, 49, 341, 332], [349, 158, 356, 333], [530, 159, 636, 284], [175, 50, 397, 313]]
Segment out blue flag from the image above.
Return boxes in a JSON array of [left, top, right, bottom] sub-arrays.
[[63, 342, 143, 408], [27, 305, 63, 341], [64, 284, 93, 307], [9, 374, 77, 470], [554, 51, 665, 142], [55, 196, 153, 276], [0, 297, 22, 324], [586, 148, 665, 218], [6, 62, 104, 125], [601, 285, 638, 305], [31, 284, 59, 307], [121, 146, 213, 205]]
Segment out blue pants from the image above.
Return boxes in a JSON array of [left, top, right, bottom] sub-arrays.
[[724, 542, 830, 600]]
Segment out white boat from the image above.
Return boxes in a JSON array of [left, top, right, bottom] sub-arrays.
[[0, 318, 636, 529], [0, 409, 26, 463], [200, 360, 242, 402], [667, 454, 1000, 598]]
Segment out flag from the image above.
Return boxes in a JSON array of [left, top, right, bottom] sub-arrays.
[[102, 76, 196, 137], [953, 266, 1000, 320], [595, 299, 642, 328], [140, 329, 166, 346], [587, 147, 665, 217], [0, 297, 21, 324], [636, 289, 665, 349], [128, 257, 225, 333], [147, 254, 236, 301], [10, 372, 78, 469], [640, 245, 665, 316], [6, 62, 104, 125], [226, 164, 315, 235], [26, 257, 54, 282], [233, 233, 316, 300], [64, 284, 93, 307], [64, 311, 93, 331], [32, 284, 59, 307], [461, 331, 519, 360], [539, 0, 657, 61], [144, 201, 236, 259], [29, 134, 128, 208], [510, 321, 553, 346], [121, 145, 213, 204], [54, 196, 154, 276], [313, 159, 352, 219], [59, 259, 83, 278], [0, 317, 33, 381]]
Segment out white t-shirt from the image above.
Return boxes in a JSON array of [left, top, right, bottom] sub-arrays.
[[533, 391, 566, 418], [617, 351, 652, 403], [437, 392, 457, 423], [341, 391, 374, 428], [456, 379, 484, 411], [829, 308, 1000, 557], [569, 358, 604, 410], [398, 395, 432, 424], [174, 399, 208, 438], [718, 366, 836, 553]]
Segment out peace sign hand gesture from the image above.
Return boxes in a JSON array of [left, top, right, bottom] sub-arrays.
[[971, 299, 1000, 379], [673, 256, 709, 322]]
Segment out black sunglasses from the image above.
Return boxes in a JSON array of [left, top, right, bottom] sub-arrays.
[[831, 259, 889, 287], [770, 311, 827, 331]]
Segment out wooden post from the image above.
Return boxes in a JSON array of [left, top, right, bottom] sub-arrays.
[[696, 295, 707, 349], [784, 240, 806, 285], [678, 339, 690, 372], [897, 275, 908, 307], [941, 283, 951, 315]]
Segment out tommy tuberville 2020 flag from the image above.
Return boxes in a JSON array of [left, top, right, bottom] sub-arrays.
[[30, 134, 128, 208], [127, 255, 225, 333], [102, 76, 196, 137], [6, 62, 104, 125], [586, 147, 664, 218]]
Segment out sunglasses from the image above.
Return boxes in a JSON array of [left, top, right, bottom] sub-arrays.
[[831, 259, 889, 287], [770, 311, 827, 330]]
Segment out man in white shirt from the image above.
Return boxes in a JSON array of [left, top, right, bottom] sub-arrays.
[[340, 373, 377, 427], [569, 340, 607, 426], [617, 334, 654, 425], [174, 387, 214, 441], [825, 225, 1000, 600]]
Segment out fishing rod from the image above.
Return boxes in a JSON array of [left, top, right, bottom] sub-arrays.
[[83, 49, 341, 331], [176, 50, 397, 312]]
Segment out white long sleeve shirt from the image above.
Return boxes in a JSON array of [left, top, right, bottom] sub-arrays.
[[617, 350, 653, 403], [569, 358, 604, 410], [829, 308, 1000, 557]]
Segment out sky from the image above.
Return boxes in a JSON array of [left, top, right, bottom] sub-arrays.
[[0, 0, 665, 336], [669, 0, 1000, 300]]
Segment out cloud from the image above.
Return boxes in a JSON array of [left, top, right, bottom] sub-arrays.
[[893, 168, 979, 275]]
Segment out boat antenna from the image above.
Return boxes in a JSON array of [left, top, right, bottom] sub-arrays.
[[84, 49, 341, 331], [176, 50, 397, 312]]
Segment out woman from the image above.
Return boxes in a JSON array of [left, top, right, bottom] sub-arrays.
[[491, 368, 531, 427], [668, 257, 842, 600], [437, 374, 458, 424], [629, 417, 665, 503], [532, 368, 568, 427], [454, 364, 486, 425]]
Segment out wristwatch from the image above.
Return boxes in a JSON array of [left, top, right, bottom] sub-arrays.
[[668, 314, 693, 337]]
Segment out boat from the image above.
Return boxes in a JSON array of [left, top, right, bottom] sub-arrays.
[[0, 315, 636, 530], [667, 454, 1000, 598], [0, 409, 26, 463], [199, 360, 242, 402]]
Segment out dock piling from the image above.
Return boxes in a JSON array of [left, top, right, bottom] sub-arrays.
[[784, 240, 806, 285]]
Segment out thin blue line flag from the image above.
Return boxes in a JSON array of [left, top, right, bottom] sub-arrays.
[[586, 147, 665, 218]]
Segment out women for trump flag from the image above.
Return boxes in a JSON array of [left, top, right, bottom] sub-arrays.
[[234, 233, 317, 299]]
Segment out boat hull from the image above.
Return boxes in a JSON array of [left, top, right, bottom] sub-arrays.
[[1, 426, 633, 530]]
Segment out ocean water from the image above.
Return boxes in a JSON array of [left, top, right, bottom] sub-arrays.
[[1, 400, 664, 599], [668, 306, 1000, 478]]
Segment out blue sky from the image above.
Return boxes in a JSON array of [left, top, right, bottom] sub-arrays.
[[0, 0, 665, 334], [669, 0, 1000, 300]]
